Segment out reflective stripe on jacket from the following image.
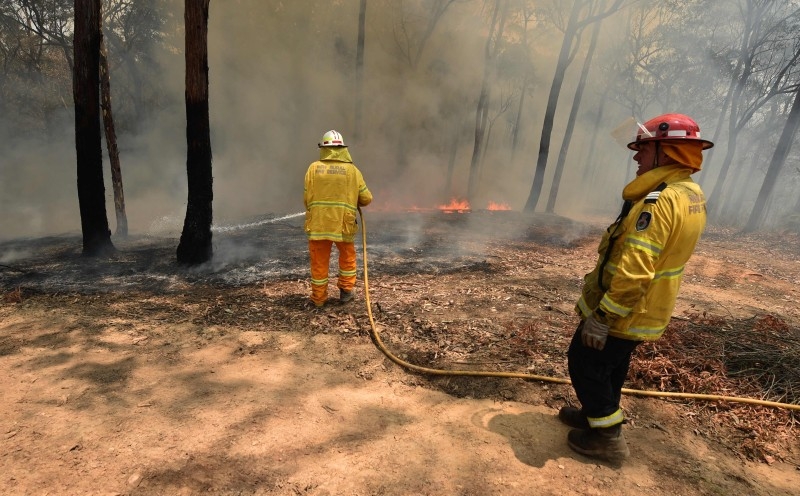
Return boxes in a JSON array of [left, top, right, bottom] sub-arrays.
[[304, 157, 372, 242], [576, 165, 706, 341]]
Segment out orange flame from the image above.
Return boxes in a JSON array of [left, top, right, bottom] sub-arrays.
[[486, 201, 511, 211], [371, 197, 510, 213], [437, 198, 471, 212]]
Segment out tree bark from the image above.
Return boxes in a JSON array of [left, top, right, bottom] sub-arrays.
[[509, 7, 533, 165], [353, 0, 366, 143], [100, 29, 127, 237], [523, 0, 583, 212], [546, 2, 603, 213], [744, 84, 800, 232], [467, 0, 505, 203], [509, 69, 528, 165], [73, 0, 115, 256], [176, 0, 213, 266], [706, 1, 771, 218]]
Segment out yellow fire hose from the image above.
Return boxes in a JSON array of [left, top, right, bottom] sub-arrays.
[[357, 208, 800, 412]]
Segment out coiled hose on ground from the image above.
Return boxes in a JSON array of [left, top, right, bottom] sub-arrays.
[[357, 208, 800, 412]]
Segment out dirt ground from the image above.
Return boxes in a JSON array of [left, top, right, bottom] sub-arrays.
[[1, 210, 799, 496]]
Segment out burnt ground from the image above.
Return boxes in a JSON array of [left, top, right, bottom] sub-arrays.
[[1, 210, 799, 495]]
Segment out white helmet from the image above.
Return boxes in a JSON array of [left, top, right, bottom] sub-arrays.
[[318, 129, 346, 147]]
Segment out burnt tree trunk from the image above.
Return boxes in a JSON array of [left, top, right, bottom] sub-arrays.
[[546, 4, 603, 214], [353, 0, 366, 142], [467, 0, 505, 203], [523, 0, 582, 212], [176, 0, 213, 265], [73, 0, 115, 256], [100, 30, 127, 237], [509, 5, 533, 167], [509, 69, 528, 166]]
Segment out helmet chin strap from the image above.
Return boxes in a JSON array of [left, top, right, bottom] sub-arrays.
[[653, 142, 661, 169]]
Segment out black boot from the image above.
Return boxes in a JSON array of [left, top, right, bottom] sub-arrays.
[[339, 289, 355, 303], [567, 424, 629, 462], [558, 406, 590, 429]]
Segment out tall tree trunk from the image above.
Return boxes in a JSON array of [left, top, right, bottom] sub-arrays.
[[100, 29, 127, 237], [582, 86, 608, 187], [694, 62, 737, 186], [73, 0, 115, 256], [445, 120, 462, 198], [177, 0, 213, 265], [353, 0, 366, 143], [509, 8, 532, 166], [523, 0, 583, 212], [745, 84, 800, 232], [708, 125, 740, 219], [477, 117, 498, 187], [467, 0, 505, 203], [509, 69, 528, 165], [546, 3, 603, 214], [707, 1, 759, 217]]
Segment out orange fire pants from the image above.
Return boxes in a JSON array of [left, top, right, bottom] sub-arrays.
[[308, 239, 357, 306]]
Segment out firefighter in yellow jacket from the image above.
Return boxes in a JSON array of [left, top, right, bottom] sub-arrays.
[[560, 113, 712, 462], [304, 130, 372, 308]]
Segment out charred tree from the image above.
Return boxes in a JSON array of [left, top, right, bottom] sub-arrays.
[[99, 28, 127, 237], [706, 1, 800, 219], [522, 0, 583, 212], [744, 84, 800, 232], [523, 0, 624, 212], [467, 0, 506, 203], [176, 0, 213, 266], [73, 0, 115, 257], [353, 0, 366, 142], [509, 68, 529, 164], [705, 0, 767, 213], [509, 6, 534, 165], [546, 2, 604, 214]]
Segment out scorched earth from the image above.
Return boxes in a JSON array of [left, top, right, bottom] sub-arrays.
[[0, 210, 798, 495]]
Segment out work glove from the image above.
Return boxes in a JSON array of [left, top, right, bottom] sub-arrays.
[[581, 312, 610, 351]]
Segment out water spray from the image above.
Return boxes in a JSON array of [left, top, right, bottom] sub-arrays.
[[212, 212, 305, 233]]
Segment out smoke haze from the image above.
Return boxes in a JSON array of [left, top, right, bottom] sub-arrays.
[[2, 0, 798, 242]]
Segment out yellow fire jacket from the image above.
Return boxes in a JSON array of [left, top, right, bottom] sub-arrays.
[[576, 165, 706, 341], [304, 147, 372, 243]]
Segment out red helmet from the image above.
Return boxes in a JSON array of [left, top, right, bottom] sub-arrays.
[[627, 113, 714, 150]]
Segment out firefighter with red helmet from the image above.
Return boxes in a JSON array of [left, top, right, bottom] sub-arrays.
[[304, 130, 372, 308], [560, 113, 712, 462]]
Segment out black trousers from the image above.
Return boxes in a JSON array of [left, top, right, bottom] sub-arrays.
[[567, 322, 641, 421]]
